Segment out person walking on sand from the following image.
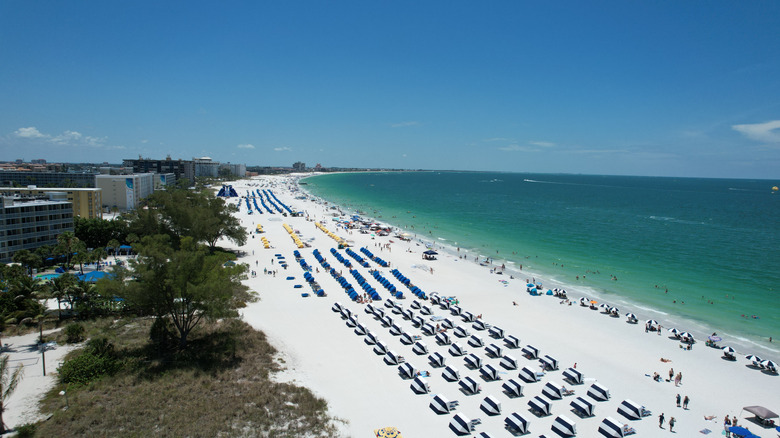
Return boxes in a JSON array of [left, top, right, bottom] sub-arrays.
[[659, 412, 665, 428], [683, 395, 689, 409], [669, 417, 676, 432], [676, 394, 681, 407], [668, 368, 674, 381], [674, 372, 682, 386]]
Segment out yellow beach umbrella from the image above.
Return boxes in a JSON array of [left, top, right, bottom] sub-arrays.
[[374, 427, 402, 438]]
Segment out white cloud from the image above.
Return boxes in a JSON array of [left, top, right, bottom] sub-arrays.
[[391, 121, 420, 128], [529, 141, 556, 147], [274, 146, 292, 152], [484, 137, 512, 142], [140, 139, 149, 144], [499, 144, 535, 152], [237, 143, 255, 149], [732, 120, 780, 143], [14, 127, 48, 138]]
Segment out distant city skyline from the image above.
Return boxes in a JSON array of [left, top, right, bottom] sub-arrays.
[[1, 1, 779, 179]]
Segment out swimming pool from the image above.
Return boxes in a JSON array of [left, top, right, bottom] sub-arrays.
[[35, 273, 60, 281]]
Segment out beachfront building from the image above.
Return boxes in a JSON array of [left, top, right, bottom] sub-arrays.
[[0, 171, 98, 188], [0, 195, 74, 263], [293, 161, 306, 172], [153, 173, 176, 190], [193, 157, 220, 178], [122, 157, 195, 182], [95, 173, 154, 211], [219, 162, 246, 177], [0, 187, 102, 219]]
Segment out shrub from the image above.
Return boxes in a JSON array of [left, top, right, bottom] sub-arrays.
[[58, 351, 121, 386], [65, 323, 85, 343], [15, 423, 37, 438], [86, 337, 114, 357]]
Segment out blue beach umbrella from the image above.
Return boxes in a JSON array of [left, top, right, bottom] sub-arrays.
[[727, 426, 754, 437]]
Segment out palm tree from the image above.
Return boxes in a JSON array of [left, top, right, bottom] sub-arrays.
[[71, 241, 89, 275], [12, 250, 41, 277], [0, 355, 24, 433], [91, 247, 107, 270], [56, 231, 79, 270], [48, 273, 76, 320], [107, 239, 120, 260]]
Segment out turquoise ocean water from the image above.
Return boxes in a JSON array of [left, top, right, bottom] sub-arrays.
[[302, 172, 779, 355]]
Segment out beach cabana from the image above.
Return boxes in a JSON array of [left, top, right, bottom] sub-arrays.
[[385, 350, 405, 365], [504, 412, 529, 434], [542, 381, 565, 400], [400, 332, 414, 345], [462, 311, 476, 322], [384, 299, 395, 309], [381, 315, 393, 327], [480, 364, 500, 381], [570, 396, 595, 417], [617, 399, 645, 420], [528, 396, 552, 416], [410, 376, 430, 394], [552, 415, 577, 437], [458, 376, 481, 394], [563, 367, 584, 384], [390, 324, 404, 336], [519, 366, 540, 383], [486, 343, 503, 358], [480, 395, 502, 416], [402, 308, 414, 320], [331, 302, 343, 313], [374, 341, 389, 355], [502, 379, 524, 398], [522, 344, 539, 359], [449, 413, 480, 436], [364, 303, 376, 315], [468, 334, 484, 347], [410, 300, 421, 309], [435, 332, 451, 345], [464, 353, 482, 369], [412, 341, 428, 355], [472, 319, 488, 330], [598, 417, 625, 438], [442, 318, 456, 329], [430, 394, 459, 415], [450, 305, 462, 315], [500, 354, 518, 370], [504, 334, 521, 349], [429, 352, 446, 367], [421, 305, 433, 315], [365, 331, 378, 345], [398, 362, 417, 379], [540, 354, 559, 371], [588, 382, 611, 401], [454, 326, 470, 338], [488, 325, 504, 339], [449, 343, 466, 356], [354, 323, 367, 336], [392, 303, 404, 314], [439, 300, 449, 310], [340, 307, 353, 320], [422, 323, 436, 336], [442, 365, 460, 381], [374, 308, 385, 319], [742, 405, 779, 425], [412, 315, 424, 327]]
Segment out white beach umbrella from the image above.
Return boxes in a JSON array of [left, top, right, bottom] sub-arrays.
[[610, 306, 619, 313], [599, 303, 610, 310], [760, 359, 777, 370], [668, 327, 680, 335], [679, 332, 693, 341], [625, 313, 637, 321], [646, 319, 658, 326], [745, 354, 762, 363], [722, 346, 735, 354]]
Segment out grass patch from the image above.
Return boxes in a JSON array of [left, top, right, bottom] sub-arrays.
[[36, 317, 343, 437]]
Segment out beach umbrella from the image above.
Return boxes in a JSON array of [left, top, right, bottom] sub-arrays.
[[679, 332, 694, 341], [527, 283, 535, 288], [579, 297, 589, 305], [760, 359, 777, 371], [708, 335, 722, 343], [668, 327, 680, 335], [423, 250, 438, 255], [722, 346, 736, 355], [745, 354, 762, 363], [599, 303, 610, 309], [727, 426, 754, 438], [646, 319, 658, 326], [625, 313, 637, 322]]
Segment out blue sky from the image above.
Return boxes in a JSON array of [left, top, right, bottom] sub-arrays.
[[1, 1, 779, 178]]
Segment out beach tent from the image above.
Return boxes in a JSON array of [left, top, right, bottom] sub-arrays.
[[528, 396, 552, 416], [435, 332, 451, 345], [468, 335, 484, 347], [542, 381, 565, 400], [442, 365, 460, 381], [588, 382, 611, 401], [398, 362, 417, 379], [480, 395, 502, 416], [522, 345, 540, 359], [410, 376, 430, 394], [486, 343, 503, 358], [449, 343, 466, 356], [412, 341, 428, 355], [450, 305, 462, 315], [400, 332, 414, 345], [402, 308, 414, 320], [541, 354, 559, 370], [742, 405, 778, 423], [430, 394, 459, 415], [519, 366, 539, 383], [502, 379, 524, 397], [374, 308, 385, 319], [458, 376, 481, 394], [410, 300, 421, 309], [345, 317, 357, 328], [570, 396, 595, 417], [442, 318, 456, 329], [354, 323, 367, 336], [449, 413, 479, 436], [365, 331, 378, 345], [429, 352, 446, 368], [504, 412, 529, 434], [390, 324, 404, 336], [465, 353, 483, 369], [412, 316, 425, 327], [597, 417, 625, 438], [385, 350, 405, 365], [462, 311, 476, 322], [439, 300, 450, 310], [504, 334, 521, 349], [476, 433, 494, 438], [563, 367, 584, 384], [617, 399, 644, 420], [480, 364, 500, 381], [364, 303, 375, 315], [421, 305, 433, 315], [500, 354, 518, 370], [384, 298, 395, 309], [373, 341, 389, 355], [472, 319, 488, 330], [422, 323, 436, 336], [340, 307, 352, 319], [454, 326, 470, 338], [552, 415, 577, 437], [331, 302, 343, 313], [488, 325, 504, 339]]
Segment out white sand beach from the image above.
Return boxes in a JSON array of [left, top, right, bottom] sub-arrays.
[[227, 175, 780, 437]]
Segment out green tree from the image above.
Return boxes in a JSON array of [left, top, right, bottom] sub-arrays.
[[107, 239, 121, 259], [0, 355, 24, 433], [71, 241, 89, 275], [91, 247, 107, 269], [12, 250, 41, 276], [48, 273, 76, 320], [122, 235, 252, 349], [55, 231, 79, 269]]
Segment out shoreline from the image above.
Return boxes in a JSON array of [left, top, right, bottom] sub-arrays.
[[299, 172, 779, 358], [228, 175, 779, 437]]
